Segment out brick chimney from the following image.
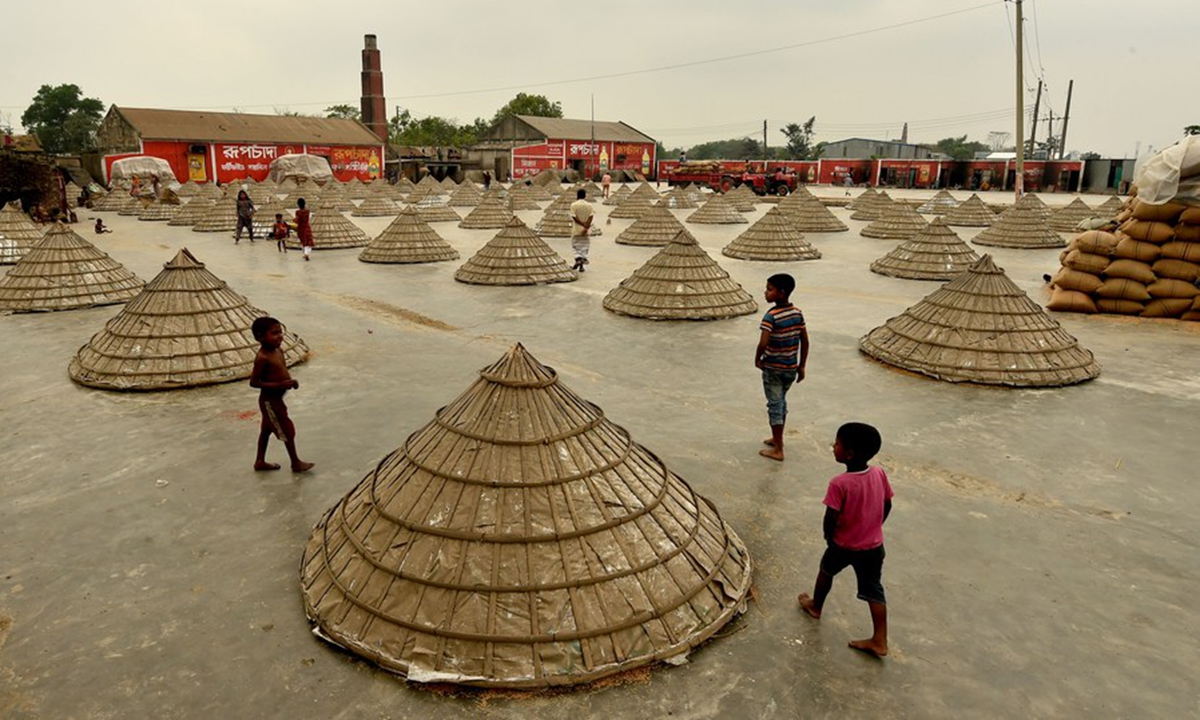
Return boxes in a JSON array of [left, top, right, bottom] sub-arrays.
[[360, 34, 388, 142]]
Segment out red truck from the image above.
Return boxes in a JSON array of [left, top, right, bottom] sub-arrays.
[[666, 161, 799, 196]]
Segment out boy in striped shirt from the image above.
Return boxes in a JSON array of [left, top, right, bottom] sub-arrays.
[[755, 273, 809, 461]]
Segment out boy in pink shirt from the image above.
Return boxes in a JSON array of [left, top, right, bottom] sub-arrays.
[[798, 422, 893, 657]]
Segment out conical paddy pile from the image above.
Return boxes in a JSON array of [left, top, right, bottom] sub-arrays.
[[285, 200, 369, 250], [602, 184, 633, 206], [581, 181, 604, 198], [192, 195, 239, 233], [68, 248, 309, 390], [722, 206, 821, 261], [778, 195, 848, 233], [1096, 196, 1125, 217], [167, 198, 215, 227], [847, 187, 878, 210], [869, 218, 981, 281], [359, 206, 459, 264], [1013, 193, 1052, 219], [916, 190, 960, 214], [455, 216, 576, 285], [504, 185, 542, 211], [345, 178, 370, 200], [94, 191, 129, 212], [415, 198, 462, 223], [629, 183, 660, 202], [197, 183, 224, 200], [352, 194, 401, 217], [940, 194, 997, 227], [252, 198, 294, 234], [0, 202, 46, 264], [609, 194, 655, 220], [277, 177, 299, 193], [246, 185, 274, 206], [447, 182, 482, 207], [396, 177, 417, 194], [604, 230, 758, 320], [660, 187, 698, 209], [849, 191, 893, 221], [299, 343, 752, 688], [616, 202, 686, 246], [458, 195, 514, 229], [316, 184, 355, 212], [117, 194, 146, 216], [726, 185, 758, 212], [0, 223, 144, 312], [861, 203, 930, 240], [686, 194, 748, 224], [1047, 198, 1098, 232], [416, 174, 446, 196], [524, 182, 553, 202], [973, 197, 1065, 249], [859, 254, 1100, 387], [137, 199, 182, 222], [176, 180, 203, 197], [534, 205, 602, 238]]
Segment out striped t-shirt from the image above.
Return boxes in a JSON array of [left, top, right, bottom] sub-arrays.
[[760, 304, 806, 370]]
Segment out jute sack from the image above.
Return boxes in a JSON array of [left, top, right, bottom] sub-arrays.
[[1115, 209, 1134, 223], [1151, 258, 1200, 282], [1072, 230, 1119, 255], [1063, 249, 1111, 274], [1147, 278, 1200, 299], [1113, 234, 1162, 262], [1052, 267, 1104, 294], [1141, 298, 1192, 318], [1046, 287, 1097, 313], [1102, 259, 1157, 284], [1130, 199, 1188, 223], [1159, 241, 1200, 262], [1096, 298, 1146, 315], [1179, 206, 1200, 224], [1118, 219, 1175, 244], [1096, 278, 1152, 302], [1174, 224, 1200, 243]]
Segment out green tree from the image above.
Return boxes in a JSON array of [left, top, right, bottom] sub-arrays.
[[491, 93, 563, 125], [688, 137, 762, 160], [934, 135, 988, 161], [325, 104, 362, 121], [1185, 125, 1200, 136], [20, 83, 104, 154], [779, 117, 819, 159]]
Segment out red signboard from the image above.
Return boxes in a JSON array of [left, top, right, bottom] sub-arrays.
[[512, 139, 655, 179], [104, 140, 384, 185]]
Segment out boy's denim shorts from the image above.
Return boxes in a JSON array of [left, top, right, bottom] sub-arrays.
[[820, 543, 886, 605], [761, 368, 797, 426]]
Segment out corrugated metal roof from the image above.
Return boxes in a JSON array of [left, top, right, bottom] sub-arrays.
[[514, 115, 655, 143], [114, 107, 383, 146]]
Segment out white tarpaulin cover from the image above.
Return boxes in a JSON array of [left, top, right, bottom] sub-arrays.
[[269, 154, 332, 183], [1133, 137, 1200, 206], [109, 156, 177, 183]]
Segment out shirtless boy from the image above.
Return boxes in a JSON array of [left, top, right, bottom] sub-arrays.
[[249, 316, 314, 473]]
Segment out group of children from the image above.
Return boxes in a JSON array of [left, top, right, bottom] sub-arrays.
[[237, 193, 315, 260], [248, 270, 892, 657]]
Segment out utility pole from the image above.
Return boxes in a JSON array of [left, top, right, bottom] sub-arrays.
[[1059, 79, 1074, 159], [1027, 79, 1042, 156], [1043, 110, 1055, 156], [1014, 0, 1025, 197], [763, 120, 768, 164]]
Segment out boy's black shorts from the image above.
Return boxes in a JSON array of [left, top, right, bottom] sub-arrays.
[[820, 543, 886, 604]]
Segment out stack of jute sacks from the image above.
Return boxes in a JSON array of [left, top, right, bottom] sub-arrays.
[[1049, 197, 1200, 319]]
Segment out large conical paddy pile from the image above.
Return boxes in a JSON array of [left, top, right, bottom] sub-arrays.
[[416, 174, 445, 196], [246, 185, 274, 206], [869, 218, 981, 280], [524, 182, 553, 202], [504, 185, 542, 211], [859, 254, 1100, 387], [1013, 193, 1052, 219], [458, 195, 513, 229], [68, 248, 309, 390], [455, 216, 576, 285], [603, 184, 633, 206], [285, 200, 369, 250], [615, 202, 687, 246], [940, 194, 997, 227], [396, 177, 417, 194], [726, 185, 757, 212], [299, 343, 752, 688], [534, 205, 601, 237], [117, 194, 147, 216], [137, 199, 182, 222], [440, 176, 458, 191], [176, 180, 203, 197], [1047, 198, 1098, 232], [94, 190, 129, 212], [197, 183, 224, 200], [609, 194, 655, 220], [447, 182, 482, 207], [415, 198, 462, 223], [0, 202, 45, 264], [252, 198, 294, 234], [849, 191, 893, 221], [779, 195, 848, 233], [604, 230, 758, 320], [192, 195, 239, 233], [316, 183, 355, 212], [1096, 196, 1125, 217], [916, 190, 960, 214], [167, 198, 215, 227], [973, 196, 1065, 249], [359, 206, 459, 264], [351, 194, 401, 217], [581, 180, 604, 198], [847, 187, 878, 210], [686, 194, 748, 224], [722, 206, 821, 261], [0, 223, 144, 312], [861, 203, 930, 239], [660, 187, 698, 209], [629, 183, 660, 202]]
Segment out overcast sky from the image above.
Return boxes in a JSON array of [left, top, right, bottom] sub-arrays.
[[3, 0, 1197, 158]]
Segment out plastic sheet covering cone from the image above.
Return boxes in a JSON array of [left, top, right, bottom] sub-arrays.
[[359, 206, 459, 264], [603, 230, 758, 320], [916, 190, 961, 214], [299, 343, 752, 688], [861, 203, 930, 240], [846, 187, 878, 210], [285, 200, 369, 250], [940, 194, 997, 227], [534, 205, 602, 238], [455, 216, 576, 285], [69, 248, 309, 390], [616, 202, 685, 246], [352, 195, 401, 217], [0, 202, 45, 264], [167, 198, 215, 227], [849, 191, 893, 221], [778, 195, 848, 233], [458, 195, 513, 229], [602, 184, 633, 206], [686, 194, 748, 224], [859, 255, 1100, 387], [0, 223, 144, 312], [608, 194, 655, 220], [869, 218, 981, 281], [973, 196, 1065, 249], [1047, 198, 1098, 232], [723, 206, 821, 261]]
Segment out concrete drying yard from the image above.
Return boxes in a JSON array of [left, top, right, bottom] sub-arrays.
[[1, 187, 1197, 718]]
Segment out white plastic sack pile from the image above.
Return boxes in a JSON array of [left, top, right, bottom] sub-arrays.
[[1133, 137, 1200, 206], [268, 154, 333, 183]]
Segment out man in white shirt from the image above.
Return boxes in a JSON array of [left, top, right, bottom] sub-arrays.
[[570, 188, 594, 272]]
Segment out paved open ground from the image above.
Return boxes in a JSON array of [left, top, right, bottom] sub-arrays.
[[1, 186, 1197, 719]]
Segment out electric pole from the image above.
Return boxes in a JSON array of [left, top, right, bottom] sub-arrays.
[[763, 120, 768, 164], [1014, 0, 1025, 197], [1059, 79, 1074, 159], [1027, 79, 1042, 156]]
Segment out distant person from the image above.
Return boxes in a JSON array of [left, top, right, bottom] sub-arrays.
[[482, 171, 491, 190], [679, 151, 687, 165], [601, 171, 612, 198], [755, 272, 808, 462], [270, 212, 291, 253], [798, 422, 893, 659], [150, 174, 161, 199], [94, 218, 112, 234], [130, 176, 141, 197], [249, 316, 314, 473], [235, 189, 256, 244], [570, 188, 593, 273], [294, 198, 314, 260]]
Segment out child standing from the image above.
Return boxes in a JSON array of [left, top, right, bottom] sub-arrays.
[[270, 212, 291, 253], [755, 273, 808, 461], [249, 316, 314, 473], [235, 189, 256, 243], [294, 198, 314, 260], [798, 422, 892, 658]]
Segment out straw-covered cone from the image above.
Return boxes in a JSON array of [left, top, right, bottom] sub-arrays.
[[778, 195, 848, 233], [0, 202, 44, 264], [415, 201, 462, 223], [660, 187, 698, 209], [69, 249, 308, 391], [167, 198, 215, 227], [455, 216, 576, 285], [849, 191, 893, 221], [1047, 198, 1097, 232], [299, 343, 752, 688], [940, 194, 997, 227], [861, 203, 930, 240], [609, 194, 655, 220], [0, 223, 144, 312], [859, 255, 1100, 387], [285, 200, 369, 250], [869, 218, 981, 281], [351, 194, 401, 217], [94, 190, 129, 211], [534, 205, 602, 237], [359, 206, 458, 264], [137, 199, 182, 222], [117, 194, 146, 216], [1013, 193, 1052, 218], [504, 186, 542, 211], [726, 185, 758, 212], [686, 194, 748, 224], [602, 184, 633, 206], [581, 181, 604, 198], [192, 195, 239, 232], [1096, 196, 1125, 217], [972, 199, 1065, 249], [440, 176, 458, 190], [916, 190, 960, 214], [604, 230, 758, 320], [176, 180, 202, 197], [723, 206, 821, 261], [846, 187, 878, 210], [416, 174, 446, 195], [616, 203, 686, 246], [458, 195, 513, 229], [252, 198, 294, 234], [447, 182, 482, 207]]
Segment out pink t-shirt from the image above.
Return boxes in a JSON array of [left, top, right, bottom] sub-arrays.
[[823, 466, 894, 550]]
